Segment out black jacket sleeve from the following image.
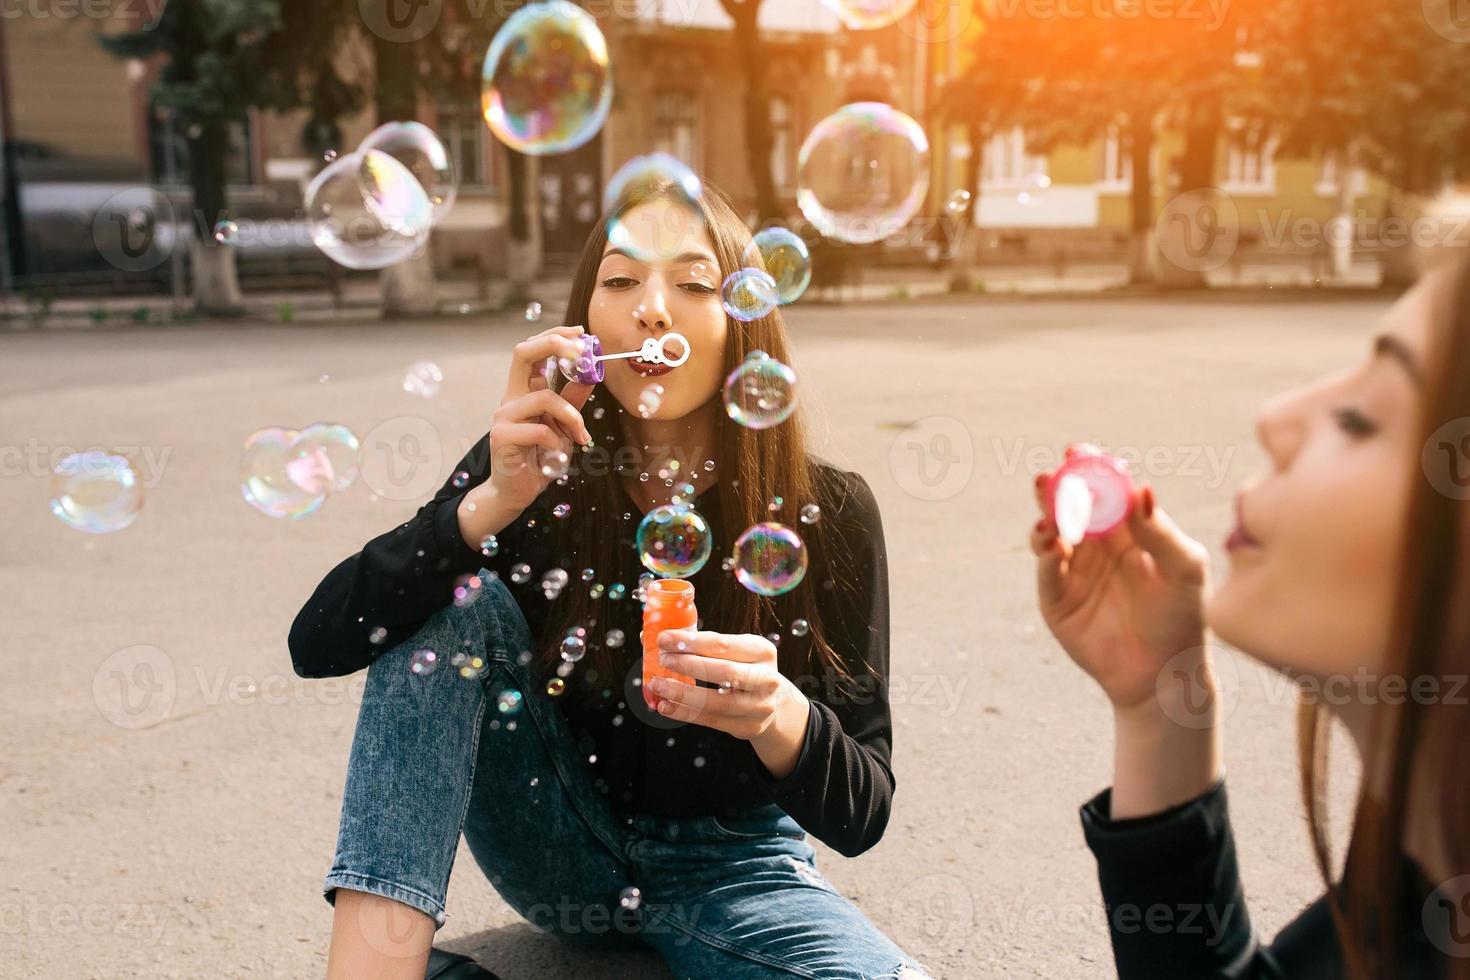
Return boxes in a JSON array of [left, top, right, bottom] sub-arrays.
[[1083, 779, 1449, 979], [288, 435, 495, 678], [758, 469, 895, 858]]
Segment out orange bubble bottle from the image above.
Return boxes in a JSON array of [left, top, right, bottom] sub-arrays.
[[642, 578, 697, 711]]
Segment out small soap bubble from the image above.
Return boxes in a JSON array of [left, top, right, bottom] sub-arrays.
[[619, 886, 642, 910], [451, 651, 488, 680], [510, 563, 532, 584], [212, 219, 239, 245], [546, 677, 567, 696], [560, 634, 587, 662], [946, 189, 972, 214], [721, 268, 779, 322], [409, 649, 438, 675], [636, 504, 713, 578], [791, 619, 810, 637], [553, 502, 572, 519], [732, 522, 809, 597], [451, 470, 471, 489], [722, 355, 798, 429], [744, 227, 811, 305], [606, 629, 625, 649], [49, 451, 144, 534], [480, 534, 500, 556], [800, 503, 822, 525], [496, 689, 524, 715], [541, 449, 571, 480], [525, 302, 543, 322]]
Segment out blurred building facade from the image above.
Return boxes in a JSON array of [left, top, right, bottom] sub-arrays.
[[0, 0, 1390, 294]]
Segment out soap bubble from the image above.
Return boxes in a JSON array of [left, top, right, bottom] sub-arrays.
[[403, 360, 443, 398], [241, 427, 327, 520], [636, 504, 713, 578], [542, 568, 569, 599], [791, 619, 810, 637], [946, 189, 972, 214], [48, 451, 143, 534], [525, 302, 542, 322], [409, 649, 439, 676], [288, 423, 360, 495], [546, 677, 567, 696], [821, 0, 919, 29], [306, 151, 430, 270], [721, 268, 780, 322], [732, 522, 809, 596], [722, 353, 798, 429], [637, 384, 665, 419], [540, 449, 571, 480], [511, 563, 532, 584], [357, 120, 457, 225], [480, 2, 612, 155], [605, 154, 705, 263], [604, 152, 702, 212], [797, 102, 930, 245], [606, 629, 625, 649], [212, 219, 239, 245], [496, 689, 524, 715], [744, 227, 811, 305], [552, 502, 572, 519], [619, 886, 642, 910], [560, 633, 587, 663], [799, 503, 821, 524]]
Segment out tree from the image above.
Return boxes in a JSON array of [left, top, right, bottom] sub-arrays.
[[101, 0, 284, 314], [937, 11, 1032, 291], [719, 0, 783, 225]]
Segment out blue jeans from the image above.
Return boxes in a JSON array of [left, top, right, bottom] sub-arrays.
[[323, 573, 929, 980]]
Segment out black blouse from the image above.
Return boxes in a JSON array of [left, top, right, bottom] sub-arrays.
[[1082, 779, 1452, 978], [289, 434, 895, 857]]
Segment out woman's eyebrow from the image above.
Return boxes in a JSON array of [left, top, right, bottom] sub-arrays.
[[1374, 333, 1423, 387], [599, 246, 717, 266]]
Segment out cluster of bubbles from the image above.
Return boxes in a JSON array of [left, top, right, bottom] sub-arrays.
[[481, 2, 612, 156], [722, 351, 799, 430], [304, 121, 457, 270], [636, 504, 713, 578], [240, 423, 360, 520], [797, 102, 930, 246], [48, 451, 144, 534], [403, 360, 444, 399]]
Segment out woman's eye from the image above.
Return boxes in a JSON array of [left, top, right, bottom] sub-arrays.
[[680, 282, 717, 295], [1333, 406, 1378, 438], [601, 276, 637, 289]]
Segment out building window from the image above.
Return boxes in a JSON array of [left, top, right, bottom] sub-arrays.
[[981, 127, 1046, 188], [654, 90, 699, 169], [770, 96, 794, 192], [1224, 128, 1277, 191], [438, 102, 488, 188]]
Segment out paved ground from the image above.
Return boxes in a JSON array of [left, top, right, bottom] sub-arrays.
[[2, 289, 1387, 978]]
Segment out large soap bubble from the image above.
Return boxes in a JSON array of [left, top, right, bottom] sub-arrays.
[[821, 0, 920, 30], [797, 102, 930, 245], [480, 1, 612, 156], [306, 151, 430, 270], [49, 451, 143, 534], [357, 121, 457, 226]]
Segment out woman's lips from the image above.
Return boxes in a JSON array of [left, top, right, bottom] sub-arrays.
[[1226, 495, 1263, 551], [628, 359, 674, 378]]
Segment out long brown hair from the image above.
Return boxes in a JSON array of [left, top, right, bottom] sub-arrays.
[[536, 176, 874, 695], [1299, 252, 1470, 978]]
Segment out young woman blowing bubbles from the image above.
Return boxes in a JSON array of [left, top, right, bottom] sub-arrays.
[[290, 178, 930, 980], [1031, 256, 1470, 978]]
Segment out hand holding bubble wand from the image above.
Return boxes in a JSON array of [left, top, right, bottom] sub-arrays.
[[555, 331, 692, 385]]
